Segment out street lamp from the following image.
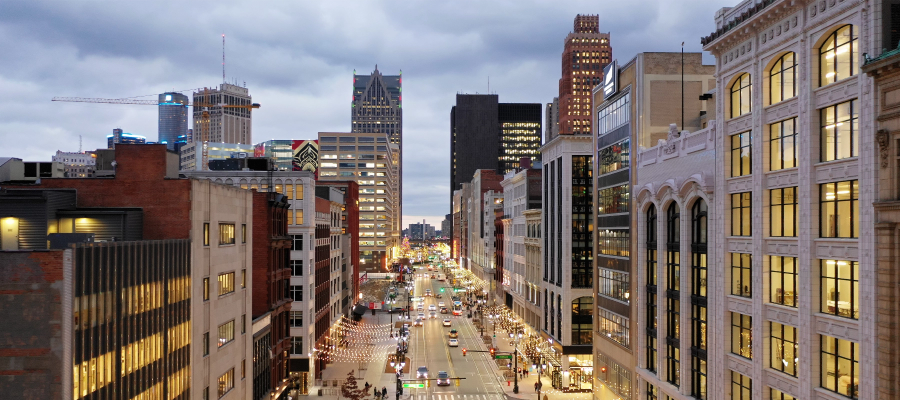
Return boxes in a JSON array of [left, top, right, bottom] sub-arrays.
[[389, 354, 406, 400], [509, 330, 523, 394]]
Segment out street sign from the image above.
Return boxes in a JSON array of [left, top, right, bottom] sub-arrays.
[[494, 354, 512, 359], [402, 383, 425, 388]]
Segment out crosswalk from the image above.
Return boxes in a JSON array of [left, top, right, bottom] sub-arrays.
[[406, 395, 505, 400]]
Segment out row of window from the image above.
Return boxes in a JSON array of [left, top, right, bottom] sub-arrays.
[[728, 180, 858, 238], [202, 223, 247, 246], [319, 136, 387, 144], [729, 25, 858, 119]]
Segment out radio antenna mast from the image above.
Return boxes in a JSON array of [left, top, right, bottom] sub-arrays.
[[222, 34, 226, 84]]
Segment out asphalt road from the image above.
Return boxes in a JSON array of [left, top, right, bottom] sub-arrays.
[[402, 271, 505, 400]]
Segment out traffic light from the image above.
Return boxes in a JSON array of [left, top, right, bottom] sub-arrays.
[[490, 348, 496, 357], [440, 287, 445, 293], [426, 380, 431, 388], [462, 348, 467, 356]]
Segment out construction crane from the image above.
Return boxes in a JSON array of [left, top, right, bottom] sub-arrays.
[[52, 94, 261, 143]]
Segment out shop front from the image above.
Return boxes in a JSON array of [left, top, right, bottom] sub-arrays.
[[567, 354, 594, 391]]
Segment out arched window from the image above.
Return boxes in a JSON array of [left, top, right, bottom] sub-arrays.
[[770, 53, 796, 104], [690, 199, 708, 399], [730, 73, 752, 118], [665, 202, 681, 386], [820, 25, 858, 86], [645, 205, 658, 372]]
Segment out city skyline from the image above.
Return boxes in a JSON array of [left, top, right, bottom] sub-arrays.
[[0, 0, 722, 227]]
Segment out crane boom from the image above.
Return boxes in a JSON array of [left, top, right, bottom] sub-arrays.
[[51, 97, 260, 109]]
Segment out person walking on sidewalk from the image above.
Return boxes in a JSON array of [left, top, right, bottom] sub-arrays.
[[534, 381, 539, 393], [382, 386, 387, 398]]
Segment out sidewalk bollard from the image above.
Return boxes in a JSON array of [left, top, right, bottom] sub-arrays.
[[507, 380, 510, 386]]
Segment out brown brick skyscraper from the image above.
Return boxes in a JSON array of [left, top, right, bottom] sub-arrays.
[[558, 14, 611, 135]]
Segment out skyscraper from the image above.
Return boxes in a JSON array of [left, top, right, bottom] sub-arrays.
[[352, 66, 402, 220], [558, 14, 611, 135], [158, 92, 188, 150], [192, 83, 253, 145], [449, 94, 541, 206]]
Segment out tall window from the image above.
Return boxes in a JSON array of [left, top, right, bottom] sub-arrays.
[[820, 180, 859, 238], [820, 25, 858, 86], [771, 322, 798, 376], [730, 132, 752, 177], [666, 203, 680, 387], [219, 223, 235, 245], [218, 368, 234, 398], [771, 388, 797, 400], [218, 272, 234, 296], [203, 332, 209, 356], [291, 337, 303, 355], [290, 311, 303, 327], [571, 155, 593, 289], [731, 313, 752, 359], [290, 285, 303, 302], [770, 118, 798, 170], [770, 256, 798, 307], [770, 52, 797, 104], [821, 335, 859, 398], [645, 205, 658, 373], [204, 223, 210, 246], [731, 371, 752, 400], [731, 253, 752, 298], [731, 192, 752, 236], [770, 187, 797, 237], [218, 320, 234, 347], [821, 260, 859, 319], [291, 259, 303, 276], [820, 99, 858, 161], [292, 235, 304, 251], [690, 200, 708, 399], [730, 73, 752, 118]]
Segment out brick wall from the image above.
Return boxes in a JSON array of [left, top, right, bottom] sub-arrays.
[[0, 250, 66, 400]]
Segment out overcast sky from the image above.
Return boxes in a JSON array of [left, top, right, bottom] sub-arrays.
[[0, 0, 726, 228]]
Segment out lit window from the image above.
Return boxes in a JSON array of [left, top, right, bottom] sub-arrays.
[[819, 25, 858, 86], [770, 322, 798, 376], [769, 118, 797, 170], [820, 335, 859, 398], [217, 368, 234, 398], [219, 223, 235, 245], [731, 313, 752, 359], [731, 253, 752, 298], [731, 192, 752, 236], [217, 320, 234, 347], [770, 187, 797, 237], [730, 131, 752, 177], [203, 223, 210, 246], [769, 52, 796, 104], [218, 272, 234, 296], [730, 370, 752, 399], [770, 256, 797, 307], [820, 259, 858, 319], [820, 99, 858, 161], [730, 73, 751, 118], [820, 180, 858, 238]]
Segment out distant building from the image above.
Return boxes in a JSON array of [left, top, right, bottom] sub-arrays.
[[441, 214, 451, 239], [408, 221, 435, 240], [545, 97, 559, 142], [253, 139, 319, 172], [449, 94, 541, 206], [158, 92, 189, 150], [180, 141, 254, 171], [557, 14, 611, 135], [51, 150, 96, 178], [107, 128, 146, 148], [193, 84, 253, 145]]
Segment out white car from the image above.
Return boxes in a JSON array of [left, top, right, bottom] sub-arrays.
[[448, 339, 459, 347], [416, 304, 424, 311], [417, 312, 425, 320], [429, 311, 437, 319], [428, 304, 437, 311], [442, 319, 452, 327], [438, 302, 446, 308]]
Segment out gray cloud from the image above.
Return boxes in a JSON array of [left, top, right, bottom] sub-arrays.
[[0, 0, 725, 226]]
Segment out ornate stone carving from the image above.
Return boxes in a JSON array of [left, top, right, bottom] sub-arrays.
[[877, 129, 890, 168], [663, 124, 680, 154]]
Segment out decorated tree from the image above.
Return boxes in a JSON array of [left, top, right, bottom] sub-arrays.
[[340, 370, 366, 400]]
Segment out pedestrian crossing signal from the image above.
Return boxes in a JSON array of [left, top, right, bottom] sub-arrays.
[[462, 348, 467, 356]]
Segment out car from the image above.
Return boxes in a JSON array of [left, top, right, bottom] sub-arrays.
[[428, 304, 436, 311], [442, 319, 452, 327], [437, 371, 450, 386], [417, 312, 425, 320], [448, 329, 458, 338], [448, 339, 459, 347], [440, 307, 448, 314], [425, 289, 432, 296], [452, 309, 462, 316], [435, 293, 442, 299], [414, 318, 423, 327], [429, 311, 437, 319], [438, 302, 446, 308], [416, 366, 429, 379]]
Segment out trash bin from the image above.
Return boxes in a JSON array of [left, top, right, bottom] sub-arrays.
[[317, 388, 322, 396]]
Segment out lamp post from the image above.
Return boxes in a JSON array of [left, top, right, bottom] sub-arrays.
[[389, 355, 405, 400], [510, 329, 523, 394]]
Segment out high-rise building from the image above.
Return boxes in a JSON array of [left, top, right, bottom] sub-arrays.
[[193, 83, 253, 145], [352, 67, 402, 222], [558, 14, 611, 135], [107, 128, 146, 148], [591, 52, 714, 400], [441, 214, 451, 239], [317, 132, 400, 272], [449, 94, 541, 205], [158, 92, 189, 150], [545, 97, 559, 142], [179, 141, 254, 171]]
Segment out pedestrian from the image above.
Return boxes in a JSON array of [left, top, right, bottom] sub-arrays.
[[373, 386, 378, 398], [382, 386, 387, 398], [534, 381, 539, 393]]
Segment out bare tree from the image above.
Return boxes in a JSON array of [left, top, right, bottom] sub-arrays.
[[340, 370, 367, 400]]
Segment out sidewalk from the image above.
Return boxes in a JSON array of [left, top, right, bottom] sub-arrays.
[[307, 309, 401, 399], [490, 330, 593, 400]]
